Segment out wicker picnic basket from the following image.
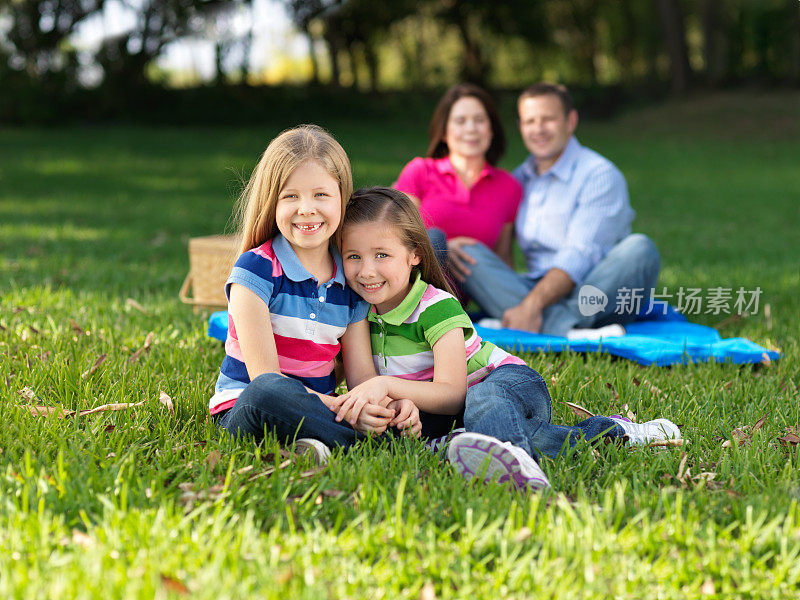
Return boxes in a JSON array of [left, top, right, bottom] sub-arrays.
[[179, 234, 239, 310]]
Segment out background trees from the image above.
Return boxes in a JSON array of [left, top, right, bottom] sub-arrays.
[[1, 0, 798, 122]]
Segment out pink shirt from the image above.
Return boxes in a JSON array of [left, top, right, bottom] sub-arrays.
[[394, 156, 522, 249]]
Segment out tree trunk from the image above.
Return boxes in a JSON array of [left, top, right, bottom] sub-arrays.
[[323, 28, 342, 87], [655, 0, 693, 93], [455, 17, 487, 86], [214, 42, 224, 86], [302, 22, 320, 85], [789, 0, 800, 83], [363, 38, 378, 93], [701, 0, 728, 86]]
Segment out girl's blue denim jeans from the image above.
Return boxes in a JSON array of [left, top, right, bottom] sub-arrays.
[[216, 372, 463, 447], [464, 363, 624, 460]]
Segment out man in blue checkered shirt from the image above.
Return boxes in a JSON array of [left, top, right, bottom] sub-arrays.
[[450, 83, 660, 339]]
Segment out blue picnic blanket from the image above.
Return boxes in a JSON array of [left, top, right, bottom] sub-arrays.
[[206, 301, 779, 367]]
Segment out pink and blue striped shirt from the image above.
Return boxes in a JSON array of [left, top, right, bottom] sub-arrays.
[[210, 234, 369, 414]]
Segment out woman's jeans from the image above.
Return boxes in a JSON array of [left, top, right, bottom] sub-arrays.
[[464, 363, 624, 460], [216, 372, 462, 447]]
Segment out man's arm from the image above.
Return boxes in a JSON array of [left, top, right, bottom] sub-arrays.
[[501, 268, 574, 332], [504, 162, 631, 333]]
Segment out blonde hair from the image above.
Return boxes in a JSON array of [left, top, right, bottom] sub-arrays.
[[233, 124, 353, 254], [343, 187, 454, 295]]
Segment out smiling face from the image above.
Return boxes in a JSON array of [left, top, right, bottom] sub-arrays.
[[341, 222, 421, 314], [518, 94, 578, 174], [275, 159, 342, 256], [443, 96, 493, 162]]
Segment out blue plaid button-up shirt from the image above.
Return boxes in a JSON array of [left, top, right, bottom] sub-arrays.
[[513, 136, 635, 285]]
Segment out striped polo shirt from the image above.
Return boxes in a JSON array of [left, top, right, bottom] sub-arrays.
[[210, 234, 369, 414], [368, 272, 525, 386]]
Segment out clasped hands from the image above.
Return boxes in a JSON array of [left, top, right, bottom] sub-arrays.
[[326, 376, 421, 438]]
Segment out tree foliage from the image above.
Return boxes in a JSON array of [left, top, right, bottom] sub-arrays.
[[1, 0, 799, 121]]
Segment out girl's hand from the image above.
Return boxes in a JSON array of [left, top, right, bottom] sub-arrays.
[[353, 402, 395, 436], [388, 398, 422, 438], [330, 376, 390, 426]]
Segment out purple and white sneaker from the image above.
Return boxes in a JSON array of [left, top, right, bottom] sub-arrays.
[[446, 432, 550, 492], [609, 416, 681, 445]]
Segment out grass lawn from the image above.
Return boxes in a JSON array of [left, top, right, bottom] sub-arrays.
[[1, 90, 799, 598]]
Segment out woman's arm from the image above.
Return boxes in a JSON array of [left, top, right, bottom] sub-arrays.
[[330, 327, 468, 424]]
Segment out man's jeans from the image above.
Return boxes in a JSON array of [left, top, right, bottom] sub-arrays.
[[459, 234, 661, 337], [465, 364, 624, 460]]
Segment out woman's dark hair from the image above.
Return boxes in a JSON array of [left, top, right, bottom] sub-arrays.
[[343, 187, 454, 295], [426, 83, 506, 166]]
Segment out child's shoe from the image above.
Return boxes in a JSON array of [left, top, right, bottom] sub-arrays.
[[447, 432, 550, 492], [425, 428, 466, 454], [609, 416, 681, 445], [294, 438, 331, 465]]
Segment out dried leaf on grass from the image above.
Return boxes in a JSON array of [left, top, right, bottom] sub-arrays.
[[21, 392, 173, 419], [564, 401, 595, 419], [778, 426, 800, 447], [606, 382, 620, 400], [71, 530, 94, 548], [127, 332, 154, 364], [673, 452, 722, 490], [159, 391, 174, 414], [248, 459, 293, 481], [633, 377, 666, 398], [622, 403, 637, 422], [125, 298, 150, 315], [419, 582, 437, 600], [646, 439, 685, 448], [22, 404, 73, 417], [160, 574, 189, 596], [69, 319, 86, 336], [17, 387, 37, 401], [701, 579, 716, 595], [81, 354, 107, 379], [722, 412, 769, 448], [206, 450, 222, 471]]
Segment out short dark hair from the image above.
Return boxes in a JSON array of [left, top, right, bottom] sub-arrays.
[[518, 83, 574, 116], [426, 83, 506, 166]]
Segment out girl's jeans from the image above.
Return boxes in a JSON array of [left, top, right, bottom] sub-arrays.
[[216, 373, 366, 448], [216, 372, 461, 446], [464, 363, 624, 460]]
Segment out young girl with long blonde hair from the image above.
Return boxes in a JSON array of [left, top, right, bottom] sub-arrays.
[[210, 127, 420, 462]]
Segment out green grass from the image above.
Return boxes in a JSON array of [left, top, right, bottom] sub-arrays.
[[1, 90, 800, 598]]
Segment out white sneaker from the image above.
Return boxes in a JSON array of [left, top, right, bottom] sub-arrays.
[[609, 416, 681, 445], [294, 438, 331, 465], [446, 432, 550, 491], [566, 324, 626, 340]]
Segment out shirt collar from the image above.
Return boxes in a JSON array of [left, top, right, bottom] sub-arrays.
[[367, 270, 427, 326], [522, 136, 581, 182], [434, 156, 493, 181], [272, 233, 346, 287]]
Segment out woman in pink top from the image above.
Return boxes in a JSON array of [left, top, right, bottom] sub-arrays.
[[394, 83, 522, 283]]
